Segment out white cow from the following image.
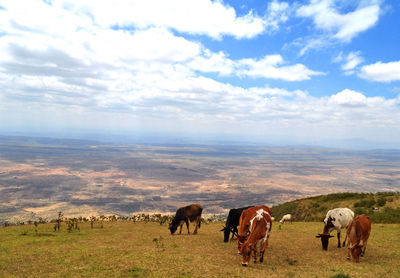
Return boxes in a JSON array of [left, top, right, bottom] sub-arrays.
[[316, 208, 354, 250], [279, 214, 292, 224]]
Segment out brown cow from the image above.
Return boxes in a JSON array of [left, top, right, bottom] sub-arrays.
[[237, 206, 271, 253], [239, 207, 272, 266], [168, 204, 202, 235], [346, 214, 371, 263]]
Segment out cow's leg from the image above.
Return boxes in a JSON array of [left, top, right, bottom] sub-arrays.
[[185, 219, 190, 235], [346, 240, 351, 260], [259, 240, 267, 263], [337, 231, 341, 248], [342, 233, 348, 247], [252, 246, 257, 263], [361, 240, 368, 257], [231, 227, 237, 240], [193, 216, 200, 234], [179, 223, 183, 234]]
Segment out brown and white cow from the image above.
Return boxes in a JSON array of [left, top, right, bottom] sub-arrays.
[[346, 214, 371, 263], [239, 207, 272, 266], [168, 204, 203, 235]]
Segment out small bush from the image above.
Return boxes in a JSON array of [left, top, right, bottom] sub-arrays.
[[377, 197, 386, 207]]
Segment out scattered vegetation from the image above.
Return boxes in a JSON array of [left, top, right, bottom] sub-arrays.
[[271, 192, 400, 223]]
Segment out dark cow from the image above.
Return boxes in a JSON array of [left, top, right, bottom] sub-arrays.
[[347, 214, 371, 263], [221, 206, 253, 242], [168, 204, 203, 235], [237, 205, 272, 254]]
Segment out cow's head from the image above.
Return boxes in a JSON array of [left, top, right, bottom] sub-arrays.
[[316, 233, 334, 250], [240, 243, 252, 266], [349, 243, 362, 263], [168, 222, 177, 235]]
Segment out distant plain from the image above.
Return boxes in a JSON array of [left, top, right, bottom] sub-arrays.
[[1, 135, 400, 222]]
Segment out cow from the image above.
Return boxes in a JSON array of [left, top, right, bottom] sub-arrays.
[[279, 214, 292, 224], [346, 214, 371, 263], [221, 206, 253, 242], [239, 208, 272, 266], [316, 208, 354, 250], [237, 205, 272, 255], [168, 204, 203, 235]]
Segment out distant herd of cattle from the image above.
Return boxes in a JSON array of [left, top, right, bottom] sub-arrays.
[[168, 204, 371, 266]]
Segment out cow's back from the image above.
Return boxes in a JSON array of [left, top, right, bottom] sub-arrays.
[[325, 208, 354, 229], [355, 214, 371, 241], [185, 204, 203, 221], [238, 205, 271, 236]]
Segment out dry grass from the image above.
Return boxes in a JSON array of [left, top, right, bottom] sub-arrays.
[[0, 221, 399, 277]]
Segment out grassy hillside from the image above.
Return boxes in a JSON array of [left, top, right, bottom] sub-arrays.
[[1, 221, 399, 278], [271, 192, 400, 223]]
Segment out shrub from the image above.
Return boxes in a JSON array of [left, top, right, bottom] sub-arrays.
[[377, 197, 386, 207], [354, 199, 375, 208]]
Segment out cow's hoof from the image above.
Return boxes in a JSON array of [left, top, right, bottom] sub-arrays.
[[361, 253, 364, 257], [346, 257, 350, 261], [242, 263, 248, 267]]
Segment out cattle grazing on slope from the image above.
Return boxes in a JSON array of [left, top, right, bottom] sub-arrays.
[[239, 208, 272, 266], [237, 205, 272, 255], [279, 214, 292, 224], [221, 206, 253, 242], [168, 204, 203, 235], [346, 214, 371, 263], [316, 208, 354, 250]]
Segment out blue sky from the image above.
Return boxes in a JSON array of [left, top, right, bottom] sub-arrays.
[[0, 0, 400, 148]]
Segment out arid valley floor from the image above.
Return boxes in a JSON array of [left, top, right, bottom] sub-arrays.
[[1, 135, 400, 222]]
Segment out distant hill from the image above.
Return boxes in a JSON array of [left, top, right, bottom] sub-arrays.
[[271, 192, 400, 223]]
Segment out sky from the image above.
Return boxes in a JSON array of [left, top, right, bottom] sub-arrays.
[[0, 0, 400, 148]]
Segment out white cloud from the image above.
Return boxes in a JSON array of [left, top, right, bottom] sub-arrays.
[[341, 52, 364, 71], [296, 0, 381, 53], [55, 0, 267, 39], [265, 1, 290, 31], [236, 55, 324, 81], [1, 0, 400, 146], [359, 60, 400, 82], [330, 89, 368, 107], [188, 50, 234, 76]]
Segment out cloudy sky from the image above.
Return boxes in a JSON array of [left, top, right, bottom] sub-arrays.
[[1, 0, 400, 147]]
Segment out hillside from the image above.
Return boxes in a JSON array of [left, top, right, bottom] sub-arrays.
[[271, 192, 400, 223]]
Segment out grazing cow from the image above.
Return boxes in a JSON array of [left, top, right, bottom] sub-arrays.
[[347, 214, 371, 263], [279, 214, 292, 224], [239, 208, 272, 266], [316, 208, 354, 250], [237, 206, 272, 254], [221, 206, 253, 242], [168, 204, 203, 235]]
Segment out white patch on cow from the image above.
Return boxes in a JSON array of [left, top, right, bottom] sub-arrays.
[[324, 208, 354, 232], [256, 219, 271, 248], [249, 209, 270, 232]]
